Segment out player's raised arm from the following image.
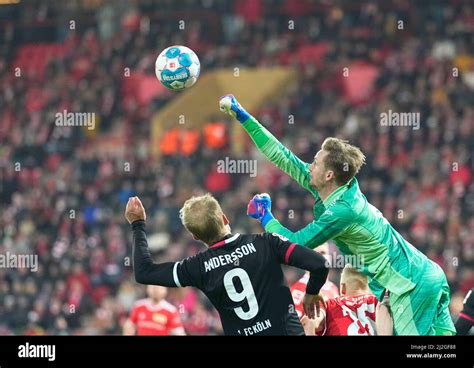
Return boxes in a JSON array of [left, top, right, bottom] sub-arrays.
[[126, 197, 198, 288], [247, 193, 354, 249], [220, 94, 317, 197], [130, 219, 178, 286]]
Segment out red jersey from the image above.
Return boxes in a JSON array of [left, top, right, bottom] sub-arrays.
[[129, 298, 184, 335], [322, 294, 378, 336], [290, 272, 339, 319]]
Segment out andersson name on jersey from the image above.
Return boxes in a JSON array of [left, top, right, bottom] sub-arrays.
[[204, 243, 257, 272]]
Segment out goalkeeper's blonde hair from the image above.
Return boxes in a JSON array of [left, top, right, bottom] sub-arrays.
[[321, 138, 366, 185], [180, 193, 226, 245]]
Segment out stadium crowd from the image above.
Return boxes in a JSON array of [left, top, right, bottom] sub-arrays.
[[0, 0, 473, 335]]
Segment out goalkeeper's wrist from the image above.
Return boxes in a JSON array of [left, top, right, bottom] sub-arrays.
[[260, 210, 274, 227], [235, 108, 252, 124]]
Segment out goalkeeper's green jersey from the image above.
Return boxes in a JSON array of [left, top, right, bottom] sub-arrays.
[[242, 116, 431, 299]]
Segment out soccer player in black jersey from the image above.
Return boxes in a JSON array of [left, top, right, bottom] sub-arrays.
[[125, 194, 329, 336]]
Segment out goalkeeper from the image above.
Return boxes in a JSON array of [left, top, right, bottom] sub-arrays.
[[220, 95, 455, 336]]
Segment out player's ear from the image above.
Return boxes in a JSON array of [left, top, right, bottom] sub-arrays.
[[222, 214, 230, 226], [340, 282, 346, 296], [326, 170, 335, 181]]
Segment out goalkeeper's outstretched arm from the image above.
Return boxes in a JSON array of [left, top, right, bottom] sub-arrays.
[[248, 193, 354, 249], [220, 94, 318, 197]]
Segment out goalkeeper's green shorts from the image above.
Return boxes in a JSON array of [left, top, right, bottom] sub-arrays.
[[390, 261, 456, 336]]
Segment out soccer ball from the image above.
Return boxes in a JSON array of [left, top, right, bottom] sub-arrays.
[[155, 45, 200, 91]]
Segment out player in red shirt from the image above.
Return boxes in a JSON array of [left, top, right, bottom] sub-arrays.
[[123, 285, 186, 335], [302, 265, 380, 335], [290, 242, 339, 319]]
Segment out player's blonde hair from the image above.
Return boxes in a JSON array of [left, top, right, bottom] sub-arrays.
[[321, 138, 366, 185], [180, 193, 226, 245], [341, 264, 368, 291]]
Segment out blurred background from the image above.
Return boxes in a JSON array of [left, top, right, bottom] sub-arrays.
[[0, 0, 473, 335]]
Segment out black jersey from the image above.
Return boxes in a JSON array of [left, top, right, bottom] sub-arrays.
[[131, 220, 328, 336]]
